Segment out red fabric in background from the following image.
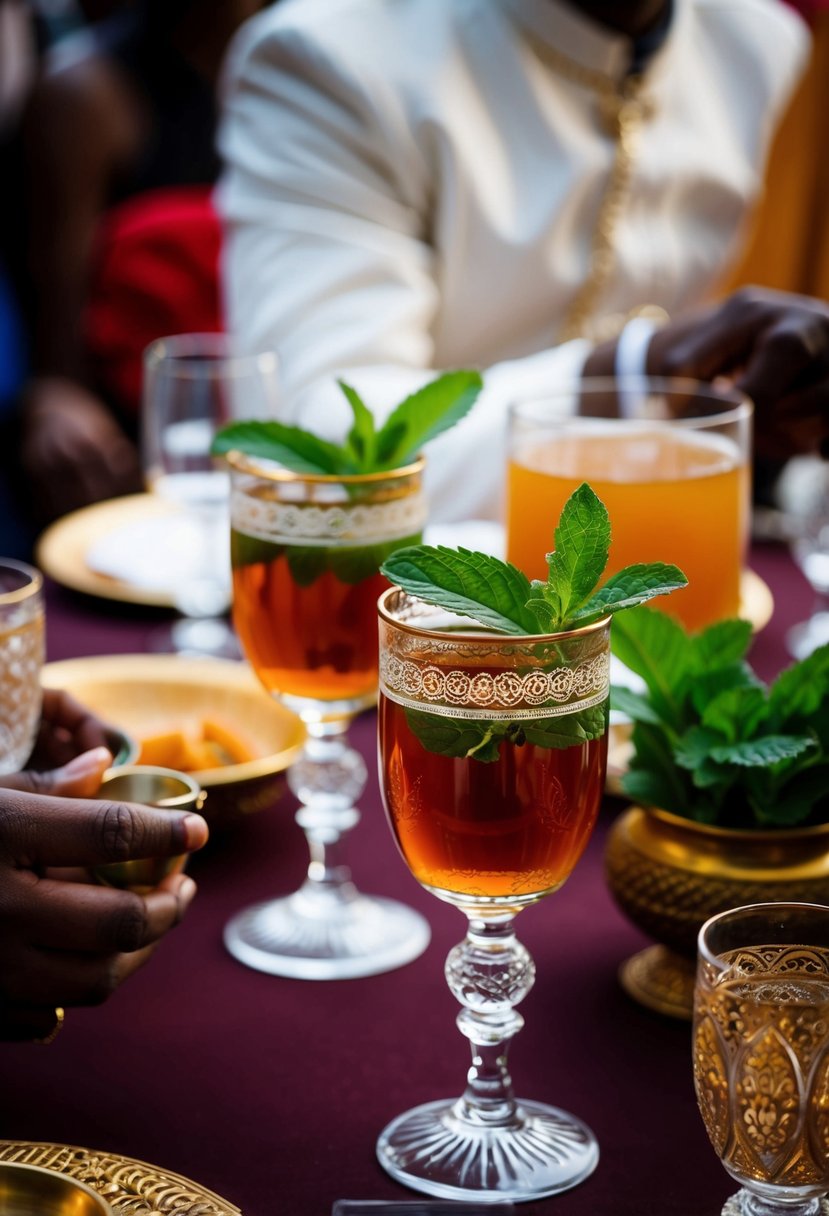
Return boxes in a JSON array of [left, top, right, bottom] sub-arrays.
[[84, 185, 223, 416]]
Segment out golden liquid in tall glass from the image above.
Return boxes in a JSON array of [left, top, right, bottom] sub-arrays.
[[693, 944, 829, 1191], [507, 428, 749, 632], [379, 694, 607, 901]]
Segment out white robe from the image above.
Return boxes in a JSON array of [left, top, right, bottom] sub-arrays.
[[218, 0, 808, 522]]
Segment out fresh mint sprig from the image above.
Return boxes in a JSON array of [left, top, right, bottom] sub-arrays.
[[381, 483, 687, 633], [611, 607, 829, 829], [380, 483, 687, 762], [210, 371, 483, 473]]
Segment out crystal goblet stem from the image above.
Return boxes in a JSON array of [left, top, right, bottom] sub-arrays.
[[378, 907, 598, 1201]]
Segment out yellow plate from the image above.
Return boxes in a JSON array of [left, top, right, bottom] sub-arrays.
[[42, 654, 305, 830], [36, 495, 184, 607], [0, 1141, 239, 1216]]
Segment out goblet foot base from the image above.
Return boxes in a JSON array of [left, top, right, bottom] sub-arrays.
[[722, 1191, 829, 1216], [224, 890, 430, 980], [618, 945, 694, 1020], [376, 1097, 599, 1203]]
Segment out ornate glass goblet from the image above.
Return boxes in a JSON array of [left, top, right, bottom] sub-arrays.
[[693, 902, 829, 1216], [223, 455, 431, 979], [376, 589, 610, 1201]]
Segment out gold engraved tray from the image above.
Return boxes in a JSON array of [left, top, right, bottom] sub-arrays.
[[0, 1140, 241, 1216]]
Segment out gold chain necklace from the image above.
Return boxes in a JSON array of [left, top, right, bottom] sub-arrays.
[[529, 37, 666, 342]]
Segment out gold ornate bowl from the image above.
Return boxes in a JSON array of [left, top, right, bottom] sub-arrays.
[[0, 1160, 114, 1216], [42, 655, 305, 831], [604, 805, 829, 1019]]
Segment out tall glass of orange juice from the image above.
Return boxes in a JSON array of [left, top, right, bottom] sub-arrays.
[[223, 453, 431, 980], [507, 379, 753, 632]]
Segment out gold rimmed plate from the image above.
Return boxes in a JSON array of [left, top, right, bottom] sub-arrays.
[[42, 654, 305, 830], [0, 1142, 239, 1216], [35, 494, 185, 608]]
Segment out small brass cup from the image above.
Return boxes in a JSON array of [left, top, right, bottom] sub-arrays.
[[92, 765, 206, 892]]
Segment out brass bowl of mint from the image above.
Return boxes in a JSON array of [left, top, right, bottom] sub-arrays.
[[605, 607, 829, 1020]]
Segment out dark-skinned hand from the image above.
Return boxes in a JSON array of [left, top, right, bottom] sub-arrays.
[[0, 769, 208, 1041]]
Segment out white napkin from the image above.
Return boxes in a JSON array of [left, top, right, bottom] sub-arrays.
[[86, 511, 230, 593]]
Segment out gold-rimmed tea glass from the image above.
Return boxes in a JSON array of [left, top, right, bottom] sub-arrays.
[[0, 558, 44, 774], [693, 902, 829, 1216], [223, 453, 431, 979], [376, 590, 610, 1201]]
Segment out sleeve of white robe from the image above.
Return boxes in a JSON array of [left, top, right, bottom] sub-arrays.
[[217, 13, 591, 525]]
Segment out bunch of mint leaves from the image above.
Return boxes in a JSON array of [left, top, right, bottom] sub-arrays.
[[380, 483, 687, 762], [211, 371, 483, 474], [611, 606, 829, 829]]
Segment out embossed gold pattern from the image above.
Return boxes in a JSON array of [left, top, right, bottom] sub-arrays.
[[0, 1141, 240, 1216], [693, 943, 829, 1196]]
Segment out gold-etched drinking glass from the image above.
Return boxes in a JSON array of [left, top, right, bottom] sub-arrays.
[[693, 902, 829, 1216], [0, 559, 45, 775], [223, 454, 431, 979], [375, 589, 610, 1201]]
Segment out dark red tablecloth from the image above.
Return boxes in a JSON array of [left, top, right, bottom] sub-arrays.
[[0, 543, 810, 1216]]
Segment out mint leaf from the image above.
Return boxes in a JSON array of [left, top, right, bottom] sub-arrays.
[[690, 618, 753, 672], [525, 483, 610, 629], [522, 703, 608, 748], [768, 644, 829, 725], [210, 420, 347, 474], [374, 371, 483, 469], [701, 686, 768, 744], [286, 546, 329, 587], [210, 371, 481, 474], [572, 561, 688, 624], [329, 532, 422, 585], [231, 531, 283, 569], [402, 706, 606, 762], [610, 606, 690, 729], [708, 735, 815, 768], [380, 546, 538, 635], [340, 380, 377, 468], [403, 710, 509, 763], [610, 685, 669, 729]]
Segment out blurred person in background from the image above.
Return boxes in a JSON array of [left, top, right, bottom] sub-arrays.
[[7, 0, 268, 530], [218, 0, 829, 525]]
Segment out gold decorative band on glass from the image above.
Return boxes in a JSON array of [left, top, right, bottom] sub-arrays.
[[378, 590, 610, 721], [230, 488, 428, 547]]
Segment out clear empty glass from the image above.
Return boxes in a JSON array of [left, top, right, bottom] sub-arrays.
[[0, 559, 44, 774], [142, 334, 279, 656], [693, 902, 829, 1216]]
